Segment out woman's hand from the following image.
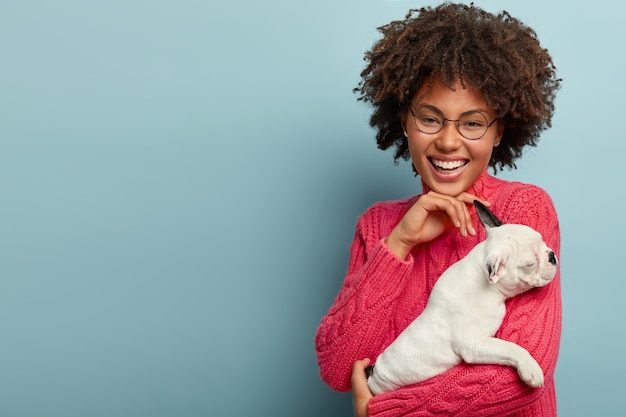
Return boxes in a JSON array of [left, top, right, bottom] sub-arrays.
[[352, 359, 373, 417], [386, 191, 490, 259]]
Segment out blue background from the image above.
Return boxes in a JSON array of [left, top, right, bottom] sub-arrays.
[[1, 0, 623, 415]]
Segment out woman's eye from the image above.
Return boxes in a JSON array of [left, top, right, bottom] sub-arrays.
[[420, 116, 440, 126]]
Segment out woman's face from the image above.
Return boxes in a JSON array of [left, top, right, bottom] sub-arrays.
[[404, 78, 503, 196]]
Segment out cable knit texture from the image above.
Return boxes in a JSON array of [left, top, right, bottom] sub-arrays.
[[315, 171, 561, 416]]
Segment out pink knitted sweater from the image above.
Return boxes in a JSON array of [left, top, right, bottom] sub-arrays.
[[315, 171, 561, 416]]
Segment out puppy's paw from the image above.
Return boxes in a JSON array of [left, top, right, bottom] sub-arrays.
[[517, 358, 544, 388]]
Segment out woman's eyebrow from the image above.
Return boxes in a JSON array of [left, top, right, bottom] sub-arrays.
[[415, 103, 490, 115]]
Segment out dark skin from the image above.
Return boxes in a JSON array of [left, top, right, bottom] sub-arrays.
[[351, 358, 373, 417]]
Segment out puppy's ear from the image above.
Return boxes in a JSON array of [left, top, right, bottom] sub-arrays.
[[474, 200, 503, 230], [486, 252, 507, 284]]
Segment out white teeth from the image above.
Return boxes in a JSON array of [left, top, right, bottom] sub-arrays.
[[432, 159, 465, 170]]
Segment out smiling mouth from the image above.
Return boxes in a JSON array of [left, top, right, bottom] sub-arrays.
[[429, 158, 468, 173]]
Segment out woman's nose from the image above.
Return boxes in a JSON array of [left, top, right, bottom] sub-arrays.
[[435, 122, 463, 150]]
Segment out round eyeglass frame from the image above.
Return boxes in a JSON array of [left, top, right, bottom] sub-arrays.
[[409, 105, 499, 140]]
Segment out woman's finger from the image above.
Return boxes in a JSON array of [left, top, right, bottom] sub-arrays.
[[351, 358, 373, 417], [457, 192, 491, 207]]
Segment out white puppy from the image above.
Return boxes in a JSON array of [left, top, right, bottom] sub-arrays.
[[366, 200, 558, 395]]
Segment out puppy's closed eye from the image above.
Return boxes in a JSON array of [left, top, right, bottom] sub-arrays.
[[523, 257, 538, 270]]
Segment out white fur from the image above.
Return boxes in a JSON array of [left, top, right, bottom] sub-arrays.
[[367, 216, 558, 395]]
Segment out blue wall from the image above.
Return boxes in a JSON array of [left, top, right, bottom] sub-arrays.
[[1, 1, 623, 415]]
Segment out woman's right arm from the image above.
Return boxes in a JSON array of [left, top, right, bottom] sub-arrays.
[[315, 207, 414, 392], [316, 192, 486, 393]]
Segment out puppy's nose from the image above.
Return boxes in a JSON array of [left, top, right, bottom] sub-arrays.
[[548, 251, 557, 266]]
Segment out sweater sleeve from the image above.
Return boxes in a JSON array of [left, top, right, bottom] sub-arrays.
[[367, 186, 562, 417], [315, 203, 415, 392]]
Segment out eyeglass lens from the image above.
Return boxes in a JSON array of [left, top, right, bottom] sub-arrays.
[[413, 106, 490, 140]]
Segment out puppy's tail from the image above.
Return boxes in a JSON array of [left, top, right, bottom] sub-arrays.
[[364, 364, 374, 379]]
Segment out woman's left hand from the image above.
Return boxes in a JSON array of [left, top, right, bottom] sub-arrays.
[[351, 358, 374, 417]]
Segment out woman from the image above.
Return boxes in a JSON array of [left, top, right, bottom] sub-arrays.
[[315, 3, 562, 416]]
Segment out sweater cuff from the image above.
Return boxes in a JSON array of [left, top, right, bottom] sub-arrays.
[[379, 237, 414, 264], [360, 238, 414, 297]]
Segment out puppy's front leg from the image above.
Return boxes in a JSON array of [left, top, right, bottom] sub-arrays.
[[457, 338, 544, 388]]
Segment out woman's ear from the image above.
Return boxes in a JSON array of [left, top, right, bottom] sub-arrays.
[[493, 123, 504, 147], [401, 114, 409, 137]]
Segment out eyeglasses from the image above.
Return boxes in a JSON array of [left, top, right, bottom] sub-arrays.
[[409, 105, 498, 140]]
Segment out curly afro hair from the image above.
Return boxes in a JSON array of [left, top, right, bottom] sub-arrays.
[[354, 2, 561, 172]]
